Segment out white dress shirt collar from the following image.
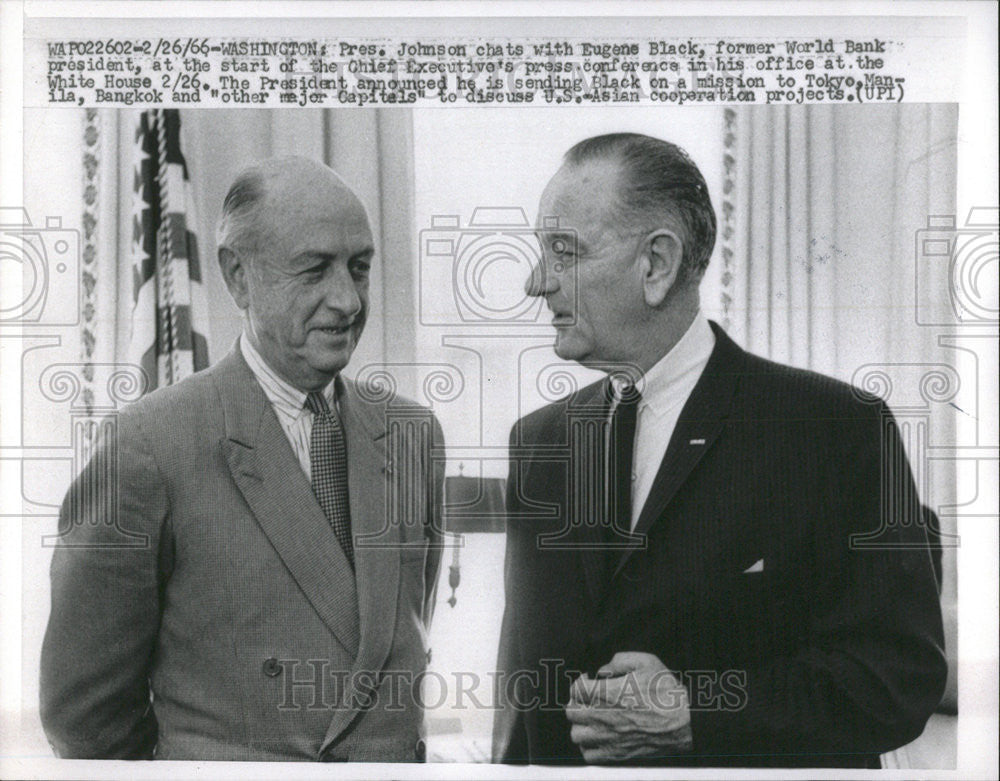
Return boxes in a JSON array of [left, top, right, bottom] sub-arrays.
[[239, 333, 337, 423], [623, 313, 715, 530], [637, 312, 716, 419]]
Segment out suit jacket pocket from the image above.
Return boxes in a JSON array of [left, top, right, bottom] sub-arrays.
[[722, 570, 796, 663]]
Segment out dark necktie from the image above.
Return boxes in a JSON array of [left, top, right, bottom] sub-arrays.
[[305, 391, 354, 568], [607, 381, 642, 545]]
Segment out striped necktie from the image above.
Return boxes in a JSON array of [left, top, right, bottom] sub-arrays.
[[305, 391, 354, 568]]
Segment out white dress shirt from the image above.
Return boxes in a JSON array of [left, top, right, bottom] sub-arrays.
[[620, 313, 715, 530], [240, 334, 338, 478]]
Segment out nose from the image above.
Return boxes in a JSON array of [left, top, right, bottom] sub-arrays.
[[323, 263, 363, 317], [524, 256, 558, 298]]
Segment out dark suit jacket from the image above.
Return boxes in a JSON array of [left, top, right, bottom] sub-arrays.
[[41, 348, 445, 761], [494, 323, 946, 768]]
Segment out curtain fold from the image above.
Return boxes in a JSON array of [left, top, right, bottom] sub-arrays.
[[725, 105, 960, 738]]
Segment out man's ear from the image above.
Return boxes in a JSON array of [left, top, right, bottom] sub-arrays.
[[218, 246, 250, 310], [641, 230, 684, 307]]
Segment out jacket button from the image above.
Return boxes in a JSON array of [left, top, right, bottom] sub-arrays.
[[415, 737, 426, 761], [262, 657, 282, 677]]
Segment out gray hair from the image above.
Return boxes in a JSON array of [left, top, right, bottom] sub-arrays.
[[564, 133, 717, 283], [216, 166, 267, 258]]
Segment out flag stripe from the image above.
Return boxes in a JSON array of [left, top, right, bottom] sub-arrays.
[[164, 213, 190, 261], [128, 109, 210, 392], [157, 305, 194, 351]]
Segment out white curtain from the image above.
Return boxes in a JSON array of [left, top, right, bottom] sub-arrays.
[[722, 105, 960, 726]]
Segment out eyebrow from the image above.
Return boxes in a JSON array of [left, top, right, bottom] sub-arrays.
[[296, 247, 375, 265], [534, 230, 577, 243]]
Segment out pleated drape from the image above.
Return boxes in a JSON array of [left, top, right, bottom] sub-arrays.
[[724, 105, 960, 740]]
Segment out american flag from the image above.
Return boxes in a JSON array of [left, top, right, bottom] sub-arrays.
[[128, 109, 210, 390]]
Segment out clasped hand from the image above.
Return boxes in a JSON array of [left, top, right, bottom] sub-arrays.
[[566, 651, 693, 764]]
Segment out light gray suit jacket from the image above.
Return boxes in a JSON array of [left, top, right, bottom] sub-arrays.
[[41, 348, 445, 761]]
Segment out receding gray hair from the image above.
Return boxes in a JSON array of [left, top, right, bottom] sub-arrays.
[[564, 133, 717, 283], [216, 166, 268, 258]]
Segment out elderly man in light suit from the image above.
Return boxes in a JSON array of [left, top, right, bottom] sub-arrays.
[[41, 157, 444, 761]]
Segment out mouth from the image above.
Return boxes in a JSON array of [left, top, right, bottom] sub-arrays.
[[313, 324, 353, 337], [550, 312, 574, 326]]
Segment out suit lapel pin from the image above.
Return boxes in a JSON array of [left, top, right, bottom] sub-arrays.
[[689, 438, 706, 445]]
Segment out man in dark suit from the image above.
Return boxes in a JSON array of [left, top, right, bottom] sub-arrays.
[[41, 157, 444, 761], [493, 133, 946, 767]]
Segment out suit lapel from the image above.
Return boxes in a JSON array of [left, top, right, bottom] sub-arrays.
[[613, 324, 745, 578], [214, 349, 361, 655], [321, 378, 401, 752], [339, 378, 399, 674]]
